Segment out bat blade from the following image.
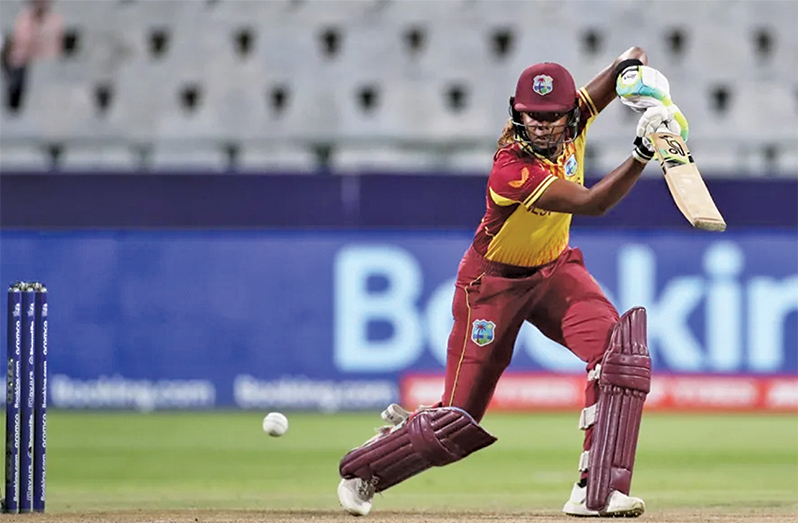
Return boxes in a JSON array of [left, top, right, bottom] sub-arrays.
[[649, 132, 726, 232]]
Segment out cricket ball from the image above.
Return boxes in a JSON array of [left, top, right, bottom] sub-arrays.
[[262, 412, 289, 437]]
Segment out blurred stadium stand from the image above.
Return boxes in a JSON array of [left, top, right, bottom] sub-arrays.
[[0, 0, 796, 177]]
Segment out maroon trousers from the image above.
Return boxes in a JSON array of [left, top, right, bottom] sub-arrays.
[[440, 246, 619, 457]]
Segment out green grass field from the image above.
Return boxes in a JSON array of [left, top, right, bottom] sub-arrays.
[[35, 410, 797, 515]]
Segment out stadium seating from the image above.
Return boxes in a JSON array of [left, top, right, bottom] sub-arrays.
[[148, 142, 229, 172], [59, 142, 141, 172], [0, 142, 51, 171], [0, 0, 794, 177], [236, 142, 318, 174]]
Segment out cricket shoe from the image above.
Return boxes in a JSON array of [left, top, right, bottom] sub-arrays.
[[562, 482, 645, 517], [338, 477, 375, 516]]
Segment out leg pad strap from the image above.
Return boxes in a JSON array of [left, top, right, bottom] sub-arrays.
[[339, 407, 497, 492], [579, 404, 597, 430]]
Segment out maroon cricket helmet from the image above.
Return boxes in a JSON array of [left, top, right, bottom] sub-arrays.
[[513, 62, 577, 114]]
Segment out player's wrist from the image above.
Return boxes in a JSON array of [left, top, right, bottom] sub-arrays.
[[632, 137, 654, 164]]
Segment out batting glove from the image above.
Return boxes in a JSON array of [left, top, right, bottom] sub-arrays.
[[632, 105, 673, 164], [665, 103, 689, 142], [637, 105, 683, 138], [616, 65, 672, 110], [617, 65, 689, 141]]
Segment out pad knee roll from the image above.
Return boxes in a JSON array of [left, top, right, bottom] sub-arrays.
[[339, 407, 497, 492], [585, 307, 651, 511]]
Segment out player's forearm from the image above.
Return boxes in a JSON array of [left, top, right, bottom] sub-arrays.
[[617, 46, 648, 66], [583, 157, 646, 215]]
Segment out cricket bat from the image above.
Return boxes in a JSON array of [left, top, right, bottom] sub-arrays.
[[649, 132, 727, 232]]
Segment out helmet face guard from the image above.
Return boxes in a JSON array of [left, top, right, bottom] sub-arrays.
[[509, 96, 580, 157]]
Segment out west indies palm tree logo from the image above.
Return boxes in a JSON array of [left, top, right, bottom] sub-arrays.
[[471, 319, 496, 347], [532, 74, 553, 96]]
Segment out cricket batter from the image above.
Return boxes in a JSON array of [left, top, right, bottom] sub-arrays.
[[337, 46, 687, 518]]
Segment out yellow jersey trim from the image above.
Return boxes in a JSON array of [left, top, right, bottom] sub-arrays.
[[578, 88, 598, 117], [523, 175, 557, 209], [489, 187, 521, 207]]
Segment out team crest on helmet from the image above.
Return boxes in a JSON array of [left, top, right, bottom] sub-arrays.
[[471, 319, 496, 347], [533, 74, 554, 96], [565, 154, 578, 177]]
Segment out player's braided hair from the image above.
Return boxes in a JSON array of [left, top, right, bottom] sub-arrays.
[[496, 119, 516, 151]]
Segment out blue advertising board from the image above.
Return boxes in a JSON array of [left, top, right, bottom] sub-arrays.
[[1, 230, 796, 410]]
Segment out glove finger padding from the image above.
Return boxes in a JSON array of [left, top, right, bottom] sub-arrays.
[[636, 105, 671, 138], [631, 106, 670, 164], [637, 105, 687, 139], [667, 103, 689, 141]]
